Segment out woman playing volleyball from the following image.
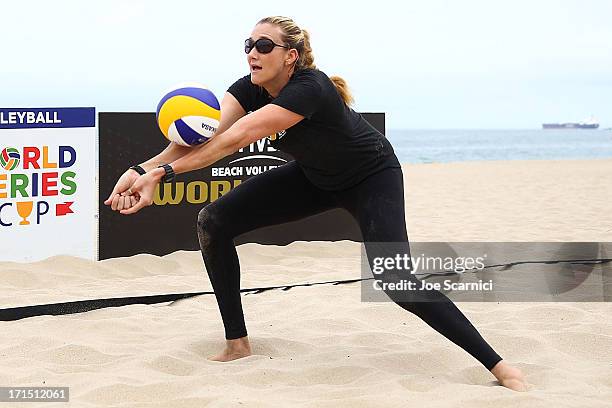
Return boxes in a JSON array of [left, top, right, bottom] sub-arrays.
[[104, 16, 527, 391]]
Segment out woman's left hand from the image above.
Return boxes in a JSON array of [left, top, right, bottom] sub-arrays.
[[119, 168, 165, 215]]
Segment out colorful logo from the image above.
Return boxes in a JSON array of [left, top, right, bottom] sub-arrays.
[[1, 147, 20, 170], [0, 145, 77, 227]]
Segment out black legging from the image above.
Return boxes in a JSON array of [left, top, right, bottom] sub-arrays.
[[197, 161, 503, 371]]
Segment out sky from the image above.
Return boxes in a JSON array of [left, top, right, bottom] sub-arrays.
[[1, 0, 611, 129]]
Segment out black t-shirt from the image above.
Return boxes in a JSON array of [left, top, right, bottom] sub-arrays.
[[227, 68, 400, 191]]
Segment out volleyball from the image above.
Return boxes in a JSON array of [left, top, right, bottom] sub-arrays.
[[156, 84, 221, 146]]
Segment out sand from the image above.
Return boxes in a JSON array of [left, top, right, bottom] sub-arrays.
[[1, 159, 611, 407]]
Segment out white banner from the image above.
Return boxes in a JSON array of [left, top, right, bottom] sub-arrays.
[[0, 108, 96, 262]]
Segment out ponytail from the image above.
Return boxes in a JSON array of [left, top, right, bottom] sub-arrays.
[[329, 75, 354, 106]]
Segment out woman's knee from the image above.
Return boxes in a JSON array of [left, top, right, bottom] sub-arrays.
[[197, 205, 225, 251]]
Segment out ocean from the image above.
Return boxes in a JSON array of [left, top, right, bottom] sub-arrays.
[[387, 129, 612, 164]]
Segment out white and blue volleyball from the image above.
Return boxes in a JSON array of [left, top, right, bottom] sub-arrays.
[[156, 84, 221, 146]]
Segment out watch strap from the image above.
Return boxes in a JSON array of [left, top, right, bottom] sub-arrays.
[[129, 165, 146, 175], [158, 164, 175, 183]]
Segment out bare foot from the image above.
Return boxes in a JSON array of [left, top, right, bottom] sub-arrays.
[[208, 336, 252, 362], [490, 360, 528, 392]]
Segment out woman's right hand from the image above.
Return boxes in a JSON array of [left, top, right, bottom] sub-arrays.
[[104, 169, 141, 211]]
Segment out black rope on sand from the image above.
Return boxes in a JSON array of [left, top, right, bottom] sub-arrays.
[[0, 258, 609, 322]]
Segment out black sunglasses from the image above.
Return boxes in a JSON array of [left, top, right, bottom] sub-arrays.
[[244, 38, 289, 54]]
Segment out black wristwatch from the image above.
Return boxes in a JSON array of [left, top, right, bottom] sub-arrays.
[[129, 164, 146, 175], [158, 164, 175, 183]]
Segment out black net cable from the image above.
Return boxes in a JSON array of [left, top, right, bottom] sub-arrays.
[[1, 257, 610, 322]]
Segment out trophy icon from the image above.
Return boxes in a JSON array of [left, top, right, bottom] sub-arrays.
[[16, 201, 33, 225]]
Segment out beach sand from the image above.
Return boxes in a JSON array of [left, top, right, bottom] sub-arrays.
[[1, 159, 611, 407]]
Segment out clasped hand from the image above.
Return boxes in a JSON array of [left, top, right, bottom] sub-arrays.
[[103, 168, 164, 215]]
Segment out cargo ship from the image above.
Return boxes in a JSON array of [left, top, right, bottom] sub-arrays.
[[542, 117, 599, 129]]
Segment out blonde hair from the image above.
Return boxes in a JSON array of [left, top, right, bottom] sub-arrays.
[[257, 16, 354, 106]]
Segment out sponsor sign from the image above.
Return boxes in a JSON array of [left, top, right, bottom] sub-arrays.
[[0, 108, 96, 262], [99, 112, 385, 259]]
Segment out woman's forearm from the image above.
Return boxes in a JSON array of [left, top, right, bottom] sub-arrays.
[[163, 103, 297, 176], [169, 122, 248, 175], [139, 142, 192, 171]]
